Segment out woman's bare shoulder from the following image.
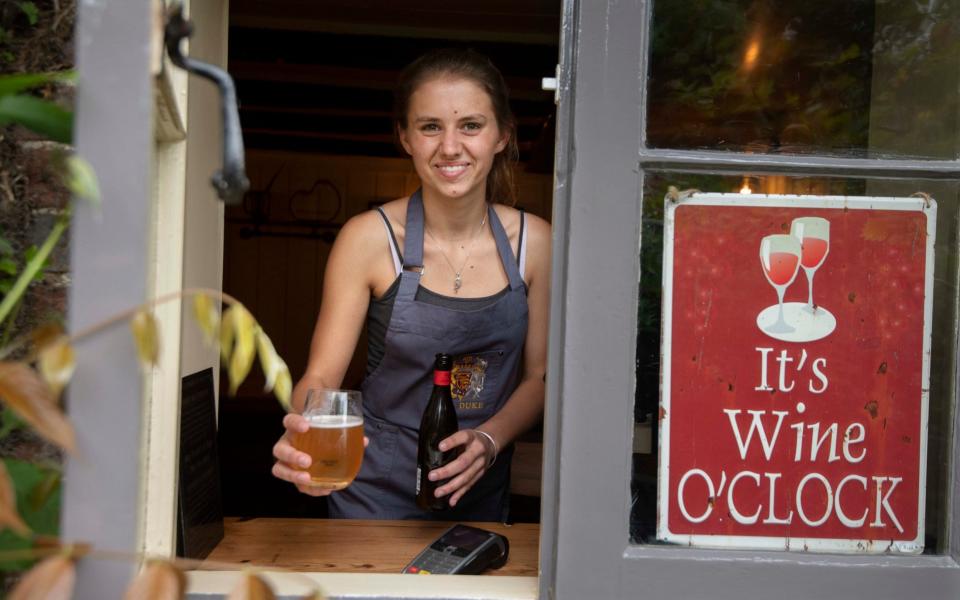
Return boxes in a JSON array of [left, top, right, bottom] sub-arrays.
[[524, 212, 551, 246], [492, 204, 550, 243], [339, 197, 409, 242], [376, 196, 411, 232]]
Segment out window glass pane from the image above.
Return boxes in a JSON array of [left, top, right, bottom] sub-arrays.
[[632, 171, 958, 555], [647, 1, 960, 159]]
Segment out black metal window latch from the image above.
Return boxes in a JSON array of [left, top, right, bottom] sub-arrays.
[[164, 4, 249, 204]]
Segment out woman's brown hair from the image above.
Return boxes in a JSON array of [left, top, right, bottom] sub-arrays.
[[394, 48, 519, 206]]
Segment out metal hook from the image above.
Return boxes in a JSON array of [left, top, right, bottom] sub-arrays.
[[164, 3, 249, 204]]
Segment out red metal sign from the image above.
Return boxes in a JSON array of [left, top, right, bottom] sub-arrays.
[[658, 194, 935, 553]]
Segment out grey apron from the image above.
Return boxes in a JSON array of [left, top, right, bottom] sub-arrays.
[[328, 190, 528, 521]]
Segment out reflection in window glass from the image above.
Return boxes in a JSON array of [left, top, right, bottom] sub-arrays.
[[631, 172, 958, 555], [646, 1, 960, 159]]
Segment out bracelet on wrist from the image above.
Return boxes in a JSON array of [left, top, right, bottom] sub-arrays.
[[474, 429, 498, 468]]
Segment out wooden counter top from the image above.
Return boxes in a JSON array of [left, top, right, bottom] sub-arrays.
[[202, 518, 540, 577]]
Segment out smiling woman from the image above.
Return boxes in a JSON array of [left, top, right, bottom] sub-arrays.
[[270, 48, 552, 522]]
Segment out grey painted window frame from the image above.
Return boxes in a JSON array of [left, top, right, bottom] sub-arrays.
[[64, 0, 154, 598], [538, 1, 960, 599]]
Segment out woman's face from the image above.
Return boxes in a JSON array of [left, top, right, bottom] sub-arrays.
[[399, 76, 508, 202]]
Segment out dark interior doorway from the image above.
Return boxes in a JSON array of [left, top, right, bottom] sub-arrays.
[[216, 0, 560, 522]]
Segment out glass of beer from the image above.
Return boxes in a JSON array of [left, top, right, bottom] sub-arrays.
[[292, 389, 364, 490]]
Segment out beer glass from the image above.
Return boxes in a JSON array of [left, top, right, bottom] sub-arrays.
[[292, 389, 364, 490]]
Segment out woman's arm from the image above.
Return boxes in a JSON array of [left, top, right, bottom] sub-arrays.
[[431, 213, 552, 506], [271, 211, 385, 495]]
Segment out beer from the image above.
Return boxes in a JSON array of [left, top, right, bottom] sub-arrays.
[[416, 353, 462, 510], [293, 414, 364, 490]]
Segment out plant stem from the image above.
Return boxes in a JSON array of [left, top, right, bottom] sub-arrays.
[[0, 287, 241, 361], [0, 214, 68, 328], [67, 287, 241, 342], [1, 297, 24, 347]]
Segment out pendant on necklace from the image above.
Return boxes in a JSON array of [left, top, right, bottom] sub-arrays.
[[454, 274, 462, 292]]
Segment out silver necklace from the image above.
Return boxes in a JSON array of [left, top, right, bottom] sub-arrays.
[[425, 212, 487, 293]]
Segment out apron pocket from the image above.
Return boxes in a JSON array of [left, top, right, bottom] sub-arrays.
[[363, 416, 400, 497]]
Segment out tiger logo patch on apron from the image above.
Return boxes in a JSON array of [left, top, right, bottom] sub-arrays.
[[452, 355, 488, 410]]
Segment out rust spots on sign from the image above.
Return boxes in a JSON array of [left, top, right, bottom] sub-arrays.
[[659, 406, 668, 420], [877, 361, 888, 374], [691, 355, 697, 362], [864, 400, 879, 419], [728, 383, 734, 392], [902, 435, 912, 444], [707, 496, 716, 507], [848, 292, 857, 303]]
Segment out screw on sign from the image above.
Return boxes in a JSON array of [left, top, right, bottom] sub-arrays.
[[658, 194, 935, 553]]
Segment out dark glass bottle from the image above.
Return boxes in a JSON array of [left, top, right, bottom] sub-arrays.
[[416, 353, 461, 511]]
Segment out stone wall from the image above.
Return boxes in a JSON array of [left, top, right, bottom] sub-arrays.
[[0, 0, 74, 507]]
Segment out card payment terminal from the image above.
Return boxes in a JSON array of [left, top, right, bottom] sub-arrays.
[[402, 524, 509, 575]]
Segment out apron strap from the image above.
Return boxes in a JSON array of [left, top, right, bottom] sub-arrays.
[[400, 189, 524, 299], [398, 189, 425, 302], [487, 204, 526, 291]]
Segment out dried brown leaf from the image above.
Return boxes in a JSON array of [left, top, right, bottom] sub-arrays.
[[192, 293, 220, 346], [37, 338, 75, 398], [227, 572, 276, 600], [30, 323, 66, 355], [9, 555, 76, 600], [0, 460, 29, 536], [226, 305, 256, 395], [130, 310, 161, 367], [0, 361, 76, 452], [123, 560, 187, 600]]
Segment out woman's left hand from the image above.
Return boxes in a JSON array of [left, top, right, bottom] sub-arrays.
[[429, 429, 497, 507]]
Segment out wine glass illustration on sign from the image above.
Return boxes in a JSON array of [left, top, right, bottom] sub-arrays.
[[755, 218, 837, 343], [758, 234, 801, 335], [791, 217, 830, 313]]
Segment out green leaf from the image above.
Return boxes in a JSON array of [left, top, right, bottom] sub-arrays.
[[61, 155, 100, 206], [0, 258, 17, 275], [28, 470, 59, 513], [0, 459, 60, 572], [0, 406, 24, 439], [21, 245, 48, 282], [0, 95, 72, 143], [0, 71, 74, 98], [0, 281, 12, 295], [0, 235, 14, 256], [17, 2, 38, 26]]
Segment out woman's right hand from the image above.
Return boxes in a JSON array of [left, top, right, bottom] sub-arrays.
[[271, 413, 335, 496], [271, 412, 370, 496]]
